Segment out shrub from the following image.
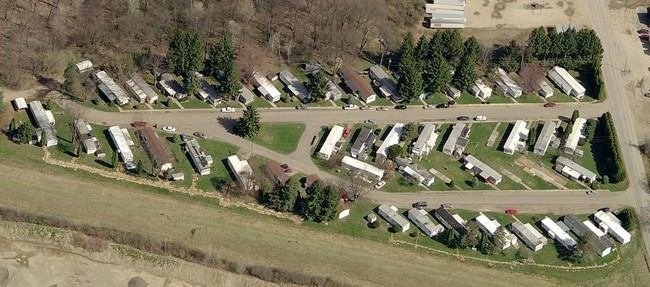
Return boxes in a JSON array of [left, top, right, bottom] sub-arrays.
[[369, 221, 380, 229]]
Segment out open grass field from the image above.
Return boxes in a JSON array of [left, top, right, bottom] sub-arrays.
[[249, 98, 274, 109], [515, 94, 546, 104], [423, 93, 451, 105], [486, 94, 514, 104], [455, 92, 482, 104], [250, 123, 305, 154], [178, 97, 214, 109]]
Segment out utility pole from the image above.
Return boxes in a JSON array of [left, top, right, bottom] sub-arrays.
[[379, 39, 385, 67]]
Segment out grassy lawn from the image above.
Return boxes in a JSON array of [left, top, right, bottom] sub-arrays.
[[306, 99, 336, 107], [178, 97, 214, 109], [515, 94, 545, 103], [250, 123, 305, 154], [547, 88, 577, 103], [334, 96, 364, 107], [78, 97, 119, 112], [151, 96, 181, 109], [249, 98, 274, 109], [455, 92, 483, 104], [424, 93, 451, 105], [367, 96, 394, 106], [486, 94, 514, 104], [120, 102, 150, 111], [193, 138, 240, 192]]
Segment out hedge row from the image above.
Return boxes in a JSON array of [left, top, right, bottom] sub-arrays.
[[598, 112, 626, 183]]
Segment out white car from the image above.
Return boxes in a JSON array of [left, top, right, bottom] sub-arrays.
[[474, 115, 487, 121], [221, 107, 236, 113], [162, 126, 176, 132], [374, 181, 386, 189], [343, 104, 358, 110], [376, 106, 388, 111]]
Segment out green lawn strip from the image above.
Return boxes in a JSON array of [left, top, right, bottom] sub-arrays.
[[367, 96, 394, 106], [250, 123, 305, 154], [515, 94, 545, 103], [193, 138, 240, 192], [424, 93, 451, 105], [547, 88, 576, 103], [249, 98, 274, 109], [161, 134, 195, 189], [150, 96, 181, 109], [455, 92, 482, 104], [178, 97, 213, 109], [306, 99, 336, 107], [486, 94, 514, 104], [214, 101, 242, 109], [78, 98, 119, 112]]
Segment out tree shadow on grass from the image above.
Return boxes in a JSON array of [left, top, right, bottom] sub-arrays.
[[94, 159, 112, 169]]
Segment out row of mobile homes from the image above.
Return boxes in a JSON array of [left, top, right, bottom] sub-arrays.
[[239, 86, 255, 105], [107, 126, 137, 170], [471, 79, 492, 99], [75, 60, 93, 73], [184, 139, 213, 175], [226, 155, 256, 191], [28, 101, 58, 147], [563, 117, 587, 155], [496, 68, 523, 98], [400, 163, 436, 187], [157, 73, 186, 100], [93, 71, 131, 106], [563, 214, 614, 257], [368, 65, 402, 103], [411, 123, 439, 157], [554, 156, 597, 183], [503, 120, 529, 155], [375, 123, 405, 164], [547, 66, 586, 99], [434, 206, 467, 238], [137, 126, 174, 172], [317, 125, 345, 160], [463, 155, 502, 185], [341, 156, 385, 181], [125, 73, 158, 104], [252, 72, 282, 102], [327, 80, 343, 101], [534, 121, 557, 156], [279, 70, 310, 102], [593, 210, 631, 244], [408, 208, 445, 237], [540, 216, 577, 250], [510, 221, 548, 251], [377, 205, 410, 233], [350, 127, 377, 160], [538, 80, 554, 98], [475, 213, 519, 249], [75, 119, 103, 156], [442, 123, 470, 156], [338, 65, 376, 104]]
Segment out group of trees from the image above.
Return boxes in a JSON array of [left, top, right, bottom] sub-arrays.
[[395, 31, 481, 102], [168, 30, 205, 96], [6, 118, 35, 144], [596, 112, 626, 183], [261, 180, 340, 222], [529, 27, 603, 63], [205, 34, 242, 100]]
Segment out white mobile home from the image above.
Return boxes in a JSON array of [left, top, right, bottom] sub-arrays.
[[341, 156, 384, 181], [12, 97, 27, 110], [463, 155, 502, 185], [547, 66, 586, 99], [563, 117, 586, 155], [541, 216, 577, 250], [554, 156, 597, 184], [317, 125, 345, 160], [75, 60, 93, 73], [279, 70, 310, 101], [538, 80, 554, 98], [327, 80, 343, 101], [377, 205, 410, 233], [28, 101, 57, 147], [125, 73, 159, 104], [411, 123, 439, 157], [475, 213, 518, 250], [157, 73, 185, 100], [593, 210, 631, 244], [238, 86, 255, 105], [226, 155, 255, 190], [497, 68, 522, 98], [185, 139, 213, 175], [510, 221, 547, 251], [107, 126, 136, 170], [503, 120, 529, 155], [75, 119, 100, 155], [442, 123, 470, 156], [426, 3, 465, 13], [408, 208, 444, 237], [195, 72, 220, 103], [534, 121, 557, 156], [94, 70, 130, 106], [375, 123, 405, 164], [471, 79, 492, 99], [447, 86, 461, 99], [368, 65, 402, 103], [400, 163, 436, 187], [252, 72, 281, 103]]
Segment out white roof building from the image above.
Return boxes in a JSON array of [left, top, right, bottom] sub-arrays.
[[184, 139, 213, 176], [534, 121, 557, 156], [368, 65, 402, 103], [563, 117, 587, 155], [555, 156, 597, 184], [317, 125, 345, 160], [375, 123, 405, 164], [107, 126, 136, 170], [341, 156, 384, 181], [408, 208, 444, 237], [75, 60, 93, 73], [496, 68, 522, 98], [471, 79, 492, 98], [156, 73, 184, 99], [475, 213, 518, 249], [426, 3, 465, 13], [510, 221, 547, 252], [538, 80, 554, 98], [442, 123, 470, 156], [563, 214, 614, 257], [12, 97, 27, 110], [377, 205, 410, 233], [195, 72, 220, 103], [540, 216, 577, 250], [238, 86, 256, 105], [125, 73, 159, 104], [447, 86, 461, 99], [327, 81, 343, 101], [411, 123, 439, 157], [93, 70, 130, 106], [547, 66, 586, 98], [593, 210, 631, 244], [253, 72, 281, 103], [503, 120, 529, 155], [278, 70, 309, 101], [463, 155, 502, 185], [28, 101, 57, 147], [75, 119, 100, 155], [401, 164, 436, 187], [226, 155, 255, 190]]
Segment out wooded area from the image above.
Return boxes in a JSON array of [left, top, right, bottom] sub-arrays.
[[0, 0, 421, 89]]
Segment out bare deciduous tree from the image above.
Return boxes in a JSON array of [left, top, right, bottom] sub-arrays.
[[518, 63, 545, 94], [237, 42, 270, 84]]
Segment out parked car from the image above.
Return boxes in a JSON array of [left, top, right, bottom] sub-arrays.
[[443, 203, 453, 209], [374, 128, 382, 135], [474, 115, 487, 121], [364, 119, 376, 124], [457, 115, 470, 121], [193, 131, 206, 139], [180, 133, 188, 142], [599, 207, 611, 213], [131, 121, 147, 128], [162, 126, 176, 132], [412, 201, 428, 209], [543, 102, 557, 108], [376, 106, 389, 111], [640, 34, 649, 40], [639, 28, 649, 34], [436, 103, 450, 109], [295, 104, 307, 110], [343, 104, 358, 110], [586, 190, 598, 195], [505, 208, 518, 215], [342, 128, 352, 138], [280, 163, 289, 169], [395, 105, 407, 110], [221, 106, 236, 113], [374, 181, 386, 189]]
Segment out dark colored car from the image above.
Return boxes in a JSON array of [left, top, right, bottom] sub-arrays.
[[457, 116, 470, 121], [192, 131, 206, 139], [436, 103, 449, 109], [281, 163, 289, 169], [180, 133, 188, 142], [639, 28, 649, 34], [395, 105, 407, 110], [640, 34, 650, 40], [412, 201, 428, 209], [543, 102, 557, 108], [295, 104, 307, 110]]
